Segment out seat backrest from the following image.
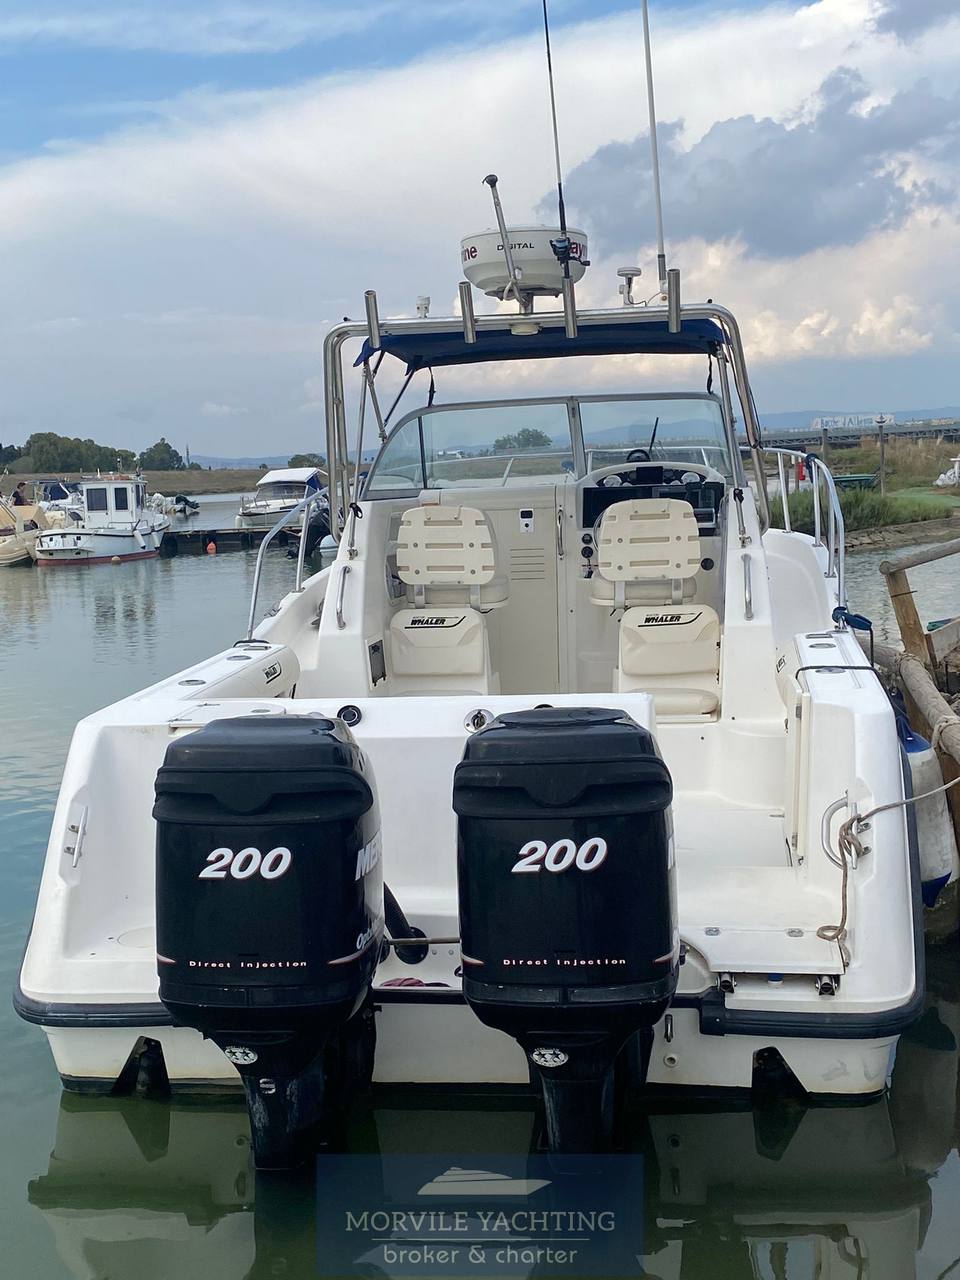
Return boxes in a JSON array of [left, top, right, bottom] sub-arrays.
[[594, 498, 702, 608], [396, 505, 500, 607]]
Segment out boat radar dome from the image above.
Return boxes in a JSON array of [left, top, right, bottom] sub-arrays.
[[461, 226, 588, 301]]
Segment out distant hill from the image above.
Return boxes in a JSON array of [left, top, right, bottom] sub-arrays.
[[190, 454, 291, 470]]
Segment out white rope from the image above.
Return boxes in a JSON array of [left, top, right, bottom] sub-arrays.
[[818, 770, 960, 963]]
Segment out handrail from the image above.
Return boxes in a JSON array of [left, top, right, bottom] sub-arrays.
[[880, 536, 960, 575], [741, 553, 753, 620], [335, 563, 350, 630], [294, 496, 323, 593], [776, 453, 790, 532], [246, 493, 318, 640], [732, 488, 750, 546], [764, 447, 846, 615]]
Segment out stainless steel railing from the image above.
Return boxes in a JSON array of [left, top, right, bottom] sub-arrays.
[[764, 447, 846, 613], [246, 494, 323, 640]]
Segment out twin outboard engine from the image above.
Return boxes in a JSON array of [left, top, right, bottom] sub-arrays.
[[453, 707, 677, 1151], [154, 716, 382, 1169]]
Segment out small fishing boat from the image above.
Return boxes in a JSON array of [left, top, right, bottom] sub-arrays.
[[235, 467, 324, 532], [15, 3, 924, 1170], [16, 232, 923, 1166], [33, 474, 169, 566]]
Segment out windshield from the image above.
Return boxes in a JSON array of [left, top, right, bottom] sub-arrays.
[[366, 402, 573, 493], [365, 394, 732, 495], [579, 396, 733, 480], [253, 482, 305, 502]]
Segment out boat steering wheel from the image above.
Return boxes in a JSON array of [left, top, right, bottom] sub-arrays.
[[590, 459, 714, 488]]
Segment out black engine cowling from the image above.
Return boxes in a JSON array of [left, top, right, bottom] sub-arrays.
[[154, 715, 382, 1168], [453, 707, 677, 1151]]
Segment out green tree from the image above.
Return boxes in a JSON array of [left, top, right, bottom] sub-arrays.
[[288, 452, 326, 469], [492, 427, 553, 453], [138, 438, 185, 471], [187, 460, 203, 470], [20, 431, 137, 472]]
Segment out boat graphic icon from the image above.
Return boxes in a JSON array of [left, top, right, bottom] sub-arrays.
[[417, 1167, 551, 1197]]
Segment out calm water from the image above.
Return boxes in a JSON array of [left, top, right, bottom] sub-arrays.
[[0, 540, 958, 1279]]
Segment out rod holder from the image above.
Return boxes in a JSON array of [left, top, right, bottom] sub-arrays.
[[561, 277, 578, 339], [458, 281, 477, 344], [364, 290, 381, 350], [666, 268, 681, 332], [483, 174, 523, 305]]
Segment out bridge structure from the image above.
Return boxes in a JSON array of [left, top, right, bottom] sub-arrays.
[[744, 419, 960, 451]]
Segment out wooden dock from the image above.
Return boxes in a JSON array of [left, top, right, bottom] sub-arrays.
[[160, 526, 302, 555], [871, 537, 960, 939]]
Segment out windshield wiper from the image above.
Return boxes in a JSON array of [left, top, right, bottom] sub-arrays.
[[647, 415, 660, 455]]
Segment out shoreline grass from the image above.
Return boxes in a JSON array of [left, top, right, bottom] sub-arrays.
[[771, 487, 956, 535]]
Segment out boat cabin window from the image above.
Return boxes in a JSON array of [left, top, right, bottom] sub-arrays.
[[86, 487, 108, 513], [257, 481, 307, 502], [579, 395, 733, 481], [365, 393, 734, 496], [113, 486, 129, 511]]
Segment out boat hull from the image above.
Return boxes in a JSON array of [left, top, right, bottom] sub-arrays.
[[34, 529, 165, 565], [235, 507, 303, 532], [0, 534, 37, 566], [37, 548, 160, 566], [25, 1005, 899, 1100]]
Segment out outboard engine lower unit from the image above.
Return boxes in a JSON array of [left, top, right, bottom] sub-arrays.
[[454, 708, 677, 1151], [154, 716, 382, 1169]]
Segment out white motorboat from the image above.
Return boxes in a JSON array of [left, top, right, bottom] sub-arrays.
[[33, 474, 169, 566], [36, 478, 84, 524], [0, 497, 50, 566], [235, 467, 324, 532], [16, 210, 922, 1165]]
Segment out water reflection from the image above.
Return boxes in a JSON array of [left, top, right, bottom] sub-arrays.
[[28, 954, 958, 1280], [846, 541, 960, 645]]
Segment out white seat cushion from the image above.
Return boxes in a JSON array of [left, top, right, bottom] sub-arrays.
[[617, 606, 721, 714], [389, 608, 486, 679], [589, 575, 696, 607]]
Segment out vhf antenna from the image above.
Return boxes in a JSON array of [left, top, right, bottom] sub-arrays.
[[541, 0, 578, 338], [640, 0, 681, 329]]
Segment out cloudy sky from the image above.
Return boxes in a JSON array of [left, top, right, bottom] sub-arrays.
[[0, 0, 957, 457]]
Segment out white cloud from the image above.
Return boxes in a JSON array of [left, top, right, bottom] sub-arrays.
[[0, 0, 958, 449], [201, 400, 248, 417]]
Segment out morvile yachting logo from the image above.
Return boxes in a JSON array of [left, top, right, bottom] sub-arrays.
[[418, 1167, 550, 1197], [317, 1152, 645, 1276]]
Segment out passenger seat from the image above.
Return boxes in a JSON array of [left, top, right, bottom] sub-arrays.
[[591, 498, 720, 715], [389, 505, 506, 694]]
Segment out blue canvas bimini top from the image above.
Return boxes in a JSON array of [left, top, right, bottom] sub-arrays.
[[355, 317, 726, 373]]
